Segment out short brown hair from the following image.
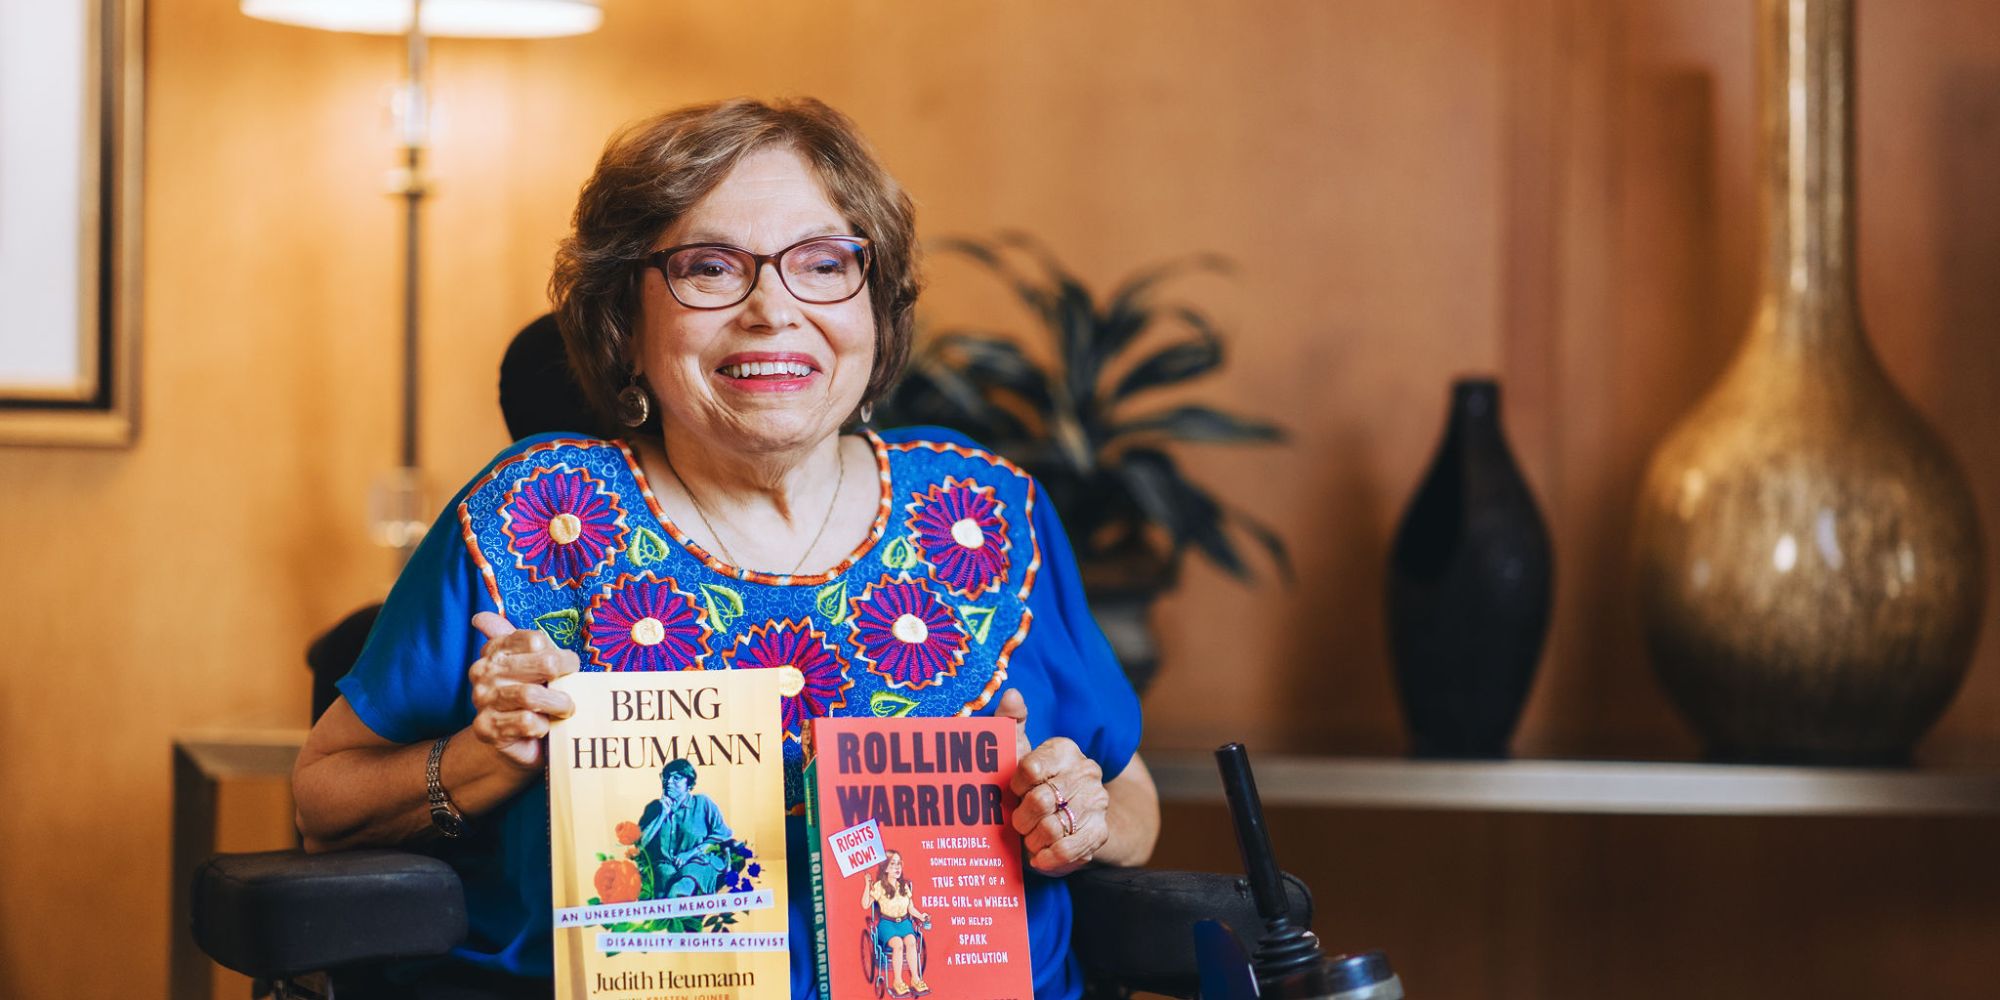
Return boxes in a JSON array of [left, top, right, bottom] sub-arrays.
[[549, 98, 920, 435]]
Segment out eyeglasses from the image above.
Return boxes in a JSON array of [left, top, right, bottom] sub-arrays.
[[644, 235, 873, 310]]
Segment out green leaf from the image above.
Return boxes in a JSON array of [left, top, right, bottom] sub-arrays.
[[1098, 256, 1232, 361], [630, 525, 670, 567], [959, 605, 996, 644], [1110, 331, 1224, 400], [1113, 447, 1254, 578], [935, 238, 1057, 327], [699, 582, 746, 633], [965, 233, 1100, 424], [881, 536, 921, 571], [1172, 475, 1250, 578], [1114, 448, 1192, 553], [815, 580, 850, 625], [931, 333, 1054, 409], [1109, 405, 1286, 444], [870, 692, 920, 717], [880, 354, 1030, 443], [1228, 508, 1294, 584], [534, 608, 581, 648]]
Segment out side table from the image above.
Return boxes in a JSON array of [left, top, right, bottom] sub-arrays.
[[171, 729, 307, 1000]]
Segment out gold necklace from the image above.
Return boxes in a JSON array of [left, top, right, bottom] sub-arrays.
[[663, 443, 846, 577]]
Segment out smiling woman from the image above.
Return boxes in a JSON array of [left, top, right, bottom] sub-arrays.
[[623, 144, 884, 509], [550, 100, 920, 447], [290, 97, 1159, 1000]]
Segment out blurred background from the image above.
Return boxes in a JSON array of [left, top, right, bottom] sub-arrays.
[[3, 0, 2000, 997]]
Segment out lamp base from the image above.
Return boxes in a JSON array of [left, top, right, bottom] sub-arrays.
[[368, 466, 428, 553]]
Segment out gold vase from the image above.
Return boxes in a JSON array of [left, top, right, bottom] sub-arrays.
[[1633, 0, 1985, 764]]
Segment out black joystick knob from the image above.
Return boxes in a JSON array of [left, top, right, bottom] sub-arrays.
[[1214, 742, 1326, 993]]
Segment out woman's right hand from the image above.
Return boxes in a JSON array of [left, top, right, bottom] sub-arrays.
[[468, 611, 579, 769]]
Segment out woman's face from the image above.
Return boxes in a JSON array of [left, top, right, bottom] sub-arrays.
[[664, 772, 690, 800], [885, 853, 902, 880], [634, 145, 875, 456]]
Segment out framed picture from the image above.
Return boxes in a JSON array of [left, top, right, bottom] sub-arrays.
[[0, 0, 142, 447]]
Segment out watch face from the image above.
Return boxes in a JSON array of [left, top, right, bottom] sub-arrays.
[[432, 805, 466, 838]]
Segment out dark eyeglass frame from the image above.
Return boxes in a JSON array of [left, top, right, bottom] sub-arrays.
[[643, 234, 874, 310]]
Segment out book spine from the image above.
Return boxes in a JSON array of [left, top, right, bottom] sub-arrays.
[[804, 756, 832, 1000]]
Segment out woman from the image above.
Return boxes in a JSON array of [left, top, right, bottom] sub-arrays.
[[293, 97, 1160, 999], [864, 850, 931, 997], [637, 759, 730, 901]]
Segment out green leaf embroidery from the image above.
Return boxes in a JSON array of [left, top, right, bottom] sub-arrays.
[[815, 580, 849, 626], [959, 605, 996, 644], [870, 692, 919, 718], [699, 582, 746, 633], [882, 535, 921, 571], [629, 525, 670, 567], [534, 608, 581, 648]]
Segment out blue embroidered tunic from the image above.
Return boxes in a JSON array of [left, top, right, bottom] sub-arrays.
[[337, 425, 1143, 1000]]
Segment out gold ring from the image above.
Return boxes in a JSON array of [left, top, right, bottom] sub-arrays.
[[1058, 802, 1078, 837], [1044, 778, 1067, 807]]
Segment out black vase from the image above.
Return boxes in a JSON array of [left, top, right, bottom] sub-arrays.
[[1387, 379, 1553, 758]]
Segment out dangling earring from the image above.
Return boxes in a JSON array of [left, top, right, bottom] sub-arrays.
[[859, 402, 875, 425], [616, 374, 652, 428]]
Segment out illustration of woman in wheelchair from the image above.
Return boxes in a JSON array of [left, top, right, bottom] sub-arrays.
[[861, 848, 932, 997]]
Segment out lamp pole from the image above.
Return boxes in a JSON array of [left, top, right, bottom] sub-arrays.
[[399, 0, 428, 473], [239, 0, 602, 559], [380, 0, 432, 557]]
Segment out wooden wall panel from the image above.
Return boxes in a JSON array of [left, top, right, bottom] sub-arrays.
[[0, 3, 404, 997], [1854, 0, 2000, 762], [1, 0, 1997, 997]]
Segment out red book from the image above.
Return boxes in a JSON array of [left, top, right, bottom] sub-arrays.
[[804, 716, 1034, 1000]]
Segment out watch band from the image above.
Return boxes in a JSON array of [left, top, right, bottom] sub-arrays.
[[426, 734, 466, 838]]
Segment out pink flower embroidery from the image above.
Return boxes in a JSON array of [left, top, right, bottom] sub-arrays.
[[721, 619, 853, 738], [584, 573, 711, 671], [904, 478, 1011, 599], [847, 576, 968, 691], [499, 465, 628, 587]]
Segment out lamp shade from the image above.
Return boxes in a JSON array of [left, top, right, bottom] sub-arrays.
[[242, 0, 601, 38]]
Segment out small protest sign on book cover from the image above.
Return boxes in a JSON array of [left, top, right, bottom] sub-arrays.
[[804, 715, 1034, 1000], [548, 669, 787, 1000]]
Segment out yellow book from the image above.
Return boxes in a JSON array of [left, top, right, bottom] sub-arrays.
[[548, 669, 788, 1000]]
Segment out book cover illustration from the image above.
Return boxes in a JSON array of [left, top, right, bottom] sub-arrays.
[[806, 716, 1034, 1000], [548, 668, 788, 1000]]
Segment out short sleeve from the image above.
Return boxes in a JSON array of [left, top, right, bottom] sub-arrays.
[[334, 441, 545, 744], [1021, 482, 1144, 782], [878, 425, 1145, 783]]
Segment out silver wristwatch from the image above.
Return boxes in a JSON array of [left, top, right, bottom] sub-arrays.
[[426, 735, 467, 838]]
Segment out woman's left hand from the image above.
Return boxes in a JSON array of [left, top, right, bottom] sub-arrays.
[[995, 689, 1110, 877]]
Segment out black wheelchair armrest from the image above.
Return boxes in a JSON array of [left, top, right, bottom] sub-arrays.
[[1067, 866, 1313, 999], [190, 851, 1304, 996], [191, 848, 468, 978]]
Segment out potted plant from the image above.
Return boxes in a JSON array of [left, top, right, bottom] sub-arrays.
[[881, 234, 1289, 693]]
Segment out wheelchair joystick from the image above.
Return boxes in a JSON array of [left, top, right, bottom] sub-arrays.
[[1214, 742, 1324, 991], [1214, 743, 1404, 999]]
